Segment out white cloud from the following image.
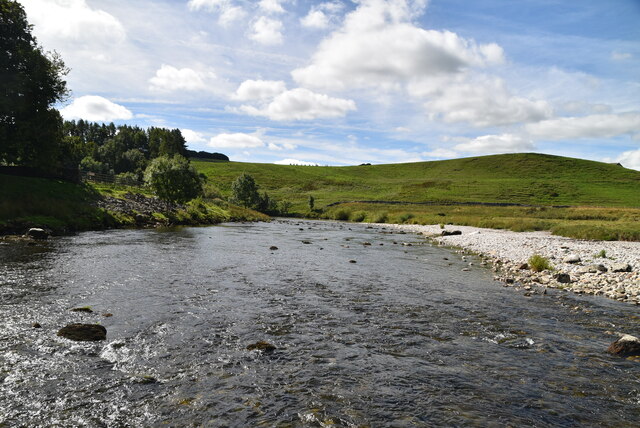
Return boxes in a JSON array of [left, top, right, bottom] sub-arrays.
[[614, 149, 640, 171], [149, 65, 215, 92], [274, 158, 318, 166], [250, 16, 283, 45], [301, 10, 329, 29], [20, 0, 126, 46], [292, 0, 504, 90], [182, 129, 208, 145], [453, 134, 535, 154], [420, 76, 552, 127], [208, 133, 265, 149], [187, 0, 246, 26], [258, 0, 286, 14], [233, 80, 286, 101], [219, 5, 247, 26], [525, 112, 640, 140], [61, 95, 133, 122], [239, 88, 356, 121]]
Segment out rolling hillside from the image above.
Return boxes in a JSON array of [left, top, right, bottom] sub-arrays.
[[194, 153, 640, 210]]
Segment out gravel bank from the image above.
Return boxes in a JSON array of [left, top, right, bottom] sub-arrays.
[[389, 224, 640, 305]]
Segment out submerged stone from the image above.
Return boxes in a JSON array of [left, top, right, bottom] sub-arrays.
[[247, 341, 277, 353], [57, 323, 106, 341]]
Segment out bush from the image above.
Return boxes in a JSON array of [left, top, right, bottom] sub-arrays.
[[351, 211, 366, 222], [231, 173, 260, 208], [373, 212, 388, 223], [334, 209, 350, 221], [528, 254, 553, 272], [143, 154, 203, 203], [595, 249, 607, 258], [399, 213, 414, 223]]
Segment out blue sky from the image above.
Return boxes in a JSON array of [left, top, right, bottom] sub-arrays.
[[19, 0, 640, 168]]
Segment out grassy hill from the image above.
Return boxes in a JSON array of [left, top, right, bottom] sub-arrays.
[[194, 153, 640, 210]]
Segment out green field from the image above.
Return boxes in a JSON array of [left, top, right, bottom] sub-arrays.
[[194, 153, 640, 241], [194, 153, 640, 209]]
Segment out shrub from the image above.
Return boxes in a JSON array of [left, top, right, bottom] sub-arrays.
[[351, 211, 366, 222], [230, 173, 260, 208], [373, 212, 388, 223], [528, 254, 553, 272], [334, 208, 350, 221], [144, 155, 203, 203], [399, 213, 414, 223], [595, 249, 607, 258]]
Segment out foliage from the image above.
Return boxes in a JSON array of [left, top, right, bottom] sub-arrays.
[[143, 155, 203, 203], [308, 195, 315, 211], [1, 0, 69, 171], [231, 173, 260, 208], [595, 249, 607, 258], [528, 254, 553, 272]]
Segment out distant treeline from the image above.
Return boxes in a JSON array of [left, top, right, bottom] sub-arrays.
[[185, 150, 229, 161], [61, 120, 227, 180]]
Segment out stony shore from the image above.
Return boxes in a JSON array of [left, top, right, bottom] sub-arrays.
[[389, 224, 640, 305]]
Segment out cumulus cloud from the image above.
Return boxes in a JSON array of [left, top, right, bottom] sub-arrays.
[[20, 0, 126, 46], [525, 112, 640, 140], [182, 129, 208, 145], [187, 0, 246, 26], [274, 158, 318, 166], [149, 65, 215, 92], [239, 88, 356, 121], [292, 0, 504, 90], [233, 80, 286, 101], [258, 0, 286, 14], [420, 76, 552, 127], [250, 16, 284, 45], [208, 133, 265, 149], [453, 134, 535, 154], [301, 10, 330, 29], [61, 96, 133, 122], [614, 149, 640, 171]]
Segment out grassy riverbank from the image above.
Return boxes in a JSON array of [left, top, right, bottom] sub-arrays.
[[195, 153, 640, 241], [0, 174, 267, 235]]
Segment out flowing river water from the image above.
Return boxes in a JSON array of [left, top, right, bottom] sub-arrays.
[[1, 220, 639, 427]]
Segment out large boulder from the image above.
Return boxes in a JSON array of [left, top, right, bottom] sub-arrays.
[[607, 334, 640, 357], [441, 230, 462, 236], [25, 228, 49, 240], [57, 323, 107, 341]]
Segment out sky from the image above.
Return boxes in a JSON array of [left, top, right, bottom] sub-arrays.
[[18, 0, 640, 168]]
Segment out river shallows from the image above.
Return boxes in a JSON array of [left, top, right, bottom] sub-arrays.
[[1, 220, 639, 427]]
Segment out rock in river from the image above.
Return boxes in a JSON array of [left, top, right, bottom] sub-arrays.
[[57, 323, 107, 341], [247, 341, 277, 353], [25, 228, 49, 240], [607, 334, 640, 357]]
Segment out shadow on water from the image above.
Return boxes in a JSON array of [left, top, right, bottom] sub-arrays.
[[0, 219, 639, 427]]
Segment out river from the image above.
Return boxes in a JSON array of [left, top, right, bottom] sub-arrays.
[[1, 220, 639, 427]]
